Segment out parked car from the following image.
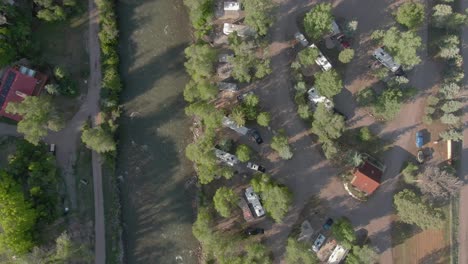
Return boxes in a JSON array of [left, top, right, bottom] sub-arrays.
[[335, 34, 350, 49], [247, 162, 266, 173], [294, 32, 309, 47], [245, 227, 265, 236], [249, 129, 263, 144], [323, 218, 334, 230], [49, 143, 56, 155], [312, 234, 326, 252], [416, 131, 423, 148]]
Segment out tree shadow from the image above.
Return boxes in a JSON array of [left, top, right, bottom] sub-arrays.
[[418, 245, 451, 264]]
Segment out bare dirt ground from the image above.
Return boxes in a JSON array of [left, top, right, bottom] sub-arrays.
[[248, 0, 440, 263], [457, 0, 468, 261], [393, 229, 449, 264]]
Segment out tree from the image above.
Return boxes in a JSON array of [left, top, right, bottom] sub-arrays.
[[393, 189, 445, 229], [236, 144, 252, 162], [257, 112, 271, 127], [338, 48, 355, 63], [297, 104, 311, 119], [311, 104, 345, 142], [81, 125, 116, 153], [395, 2, 425, 29], [271, 131, 293, 159], [213, 187, 238, 217], [314, 69, 343, 98], [241, 0, 274, 36], [231, 106, 246, 127], [284, 238, 318, 264], [374, 89, 403, 120], [0, 43, 16, 67], [441, 100, 462, 113], [184, 80, 218, 102], [359, 127, 373, 142], [440, 113, 460, 125], [242, 243, 272, 264], [183, 0, 213, 37], [432, 4, 467, 29], [440, 129, 463, 142], [0, 171, 38, 254], [438, 35, 460, 59], [184, 44, 217, 81], [297, 47, 319, 66], [440, 82, 460, 99], [250, 174, 292, 222], [6, 96, 64, 145], [303, 3, 333, 40], [346, 245, 379, 264], [350, 152, 364, 167], [322, 141, 339, 160], [371, 27, 422, 66], [331, 217, 356, 247], [417, 166, 462, 202]]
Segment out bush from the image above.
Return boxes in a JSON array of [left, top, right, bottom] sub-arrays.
[[271, 131, 293, 160], [356, 87, 376, 107], [358, 127, 373, 142], [338, 48, 355, 63], [236, 144, 252, 162], [303, 3, 333, 40], [81, 125, 116, 153], [440, 113, 460, 125], [395, 2, 425, 29], [427, 95, 439, 106], [297, 104, 311, 119], [401, 162, 418, 184]]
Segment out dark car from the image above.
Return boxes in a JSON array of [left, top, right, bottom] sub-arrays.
[[336, 34, 350, 49], [323, 218, 334, 230], [245, 228, 264, 236], [249, 129, 263, 144]]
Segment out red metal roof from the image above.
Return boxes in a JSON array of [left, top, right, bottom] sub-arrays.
[[351, 161, 383, 195], [0, 68, 45, 121]]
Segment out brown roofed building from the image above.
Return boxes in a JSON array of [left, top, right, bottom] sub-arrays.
[[351, 161, 383, 195]]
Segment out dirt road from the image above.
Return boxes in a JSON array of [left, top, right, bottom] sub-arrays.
[[457, 0, 468, 261], [256, 0, 436, 263]]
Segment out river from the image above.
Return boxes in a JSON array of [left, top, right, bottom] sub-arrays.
[[117, 0, 198, 263]]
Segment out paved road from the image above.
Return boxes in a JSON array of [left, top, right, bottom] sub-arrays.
[[255, 0, 435, 263], [0, 123, 19, 137], [457, 0, 468, 260]]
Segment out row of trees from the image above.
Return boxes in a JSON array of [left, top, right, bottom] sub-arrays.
[[45, 66, 79, 96], [423, 0, 466, 140], [0, 141, 59, 254]]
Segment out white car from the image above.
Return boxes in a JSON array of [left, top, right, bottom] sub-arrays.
[[309, 44, 332, 71], [247, 162, 266, 172], [312, 234, 326, 252]]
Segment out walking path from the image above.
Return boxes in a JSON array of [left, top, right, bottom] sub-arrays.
[[256, 0, 436, 263], [457, 0, 468, 260]]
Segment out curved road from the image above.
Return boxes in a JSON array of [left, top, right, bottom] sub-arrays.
[[254, 0, 436, 263]]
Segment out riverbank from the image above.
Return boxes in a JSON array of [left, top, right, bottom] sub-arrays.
[[116, 0, 199, 263]]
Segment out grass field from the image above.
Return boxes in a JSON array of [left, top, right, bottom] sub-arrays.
[[392, 204, 452, 264], [31, 8, 90, 120]]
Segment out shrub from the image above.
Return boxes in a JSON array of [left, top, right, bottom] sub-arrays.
[[358, 127, 373, 142], [297, 47, 319, 66], [271, 131, 293, 160], [297, 104, 311, 119], [257, 112, 271, 127], [314, 69, 343, 98], [440, 113, 460, 125], [422, 115, 433, 125], [213, 187, 238, 217], [441, 100, 462, 113], [338, 48, 355, 63], [401, 162, 418, 184]]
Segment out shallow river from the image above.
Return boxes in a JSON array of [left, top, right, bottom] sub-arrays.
[[117, 0, 198, 263]]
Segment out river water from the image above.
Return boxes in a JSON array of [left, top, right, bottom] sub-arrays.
[[117, 0, 198, 263]]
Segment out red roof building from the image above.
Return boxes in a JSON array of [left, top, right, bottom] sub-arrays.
[[0, 66, 47, 121], [351, 161, 383, 195]]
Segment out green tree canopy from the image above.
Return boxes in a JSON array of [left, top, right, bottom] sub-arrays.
[[257, 112, 271, 127], [338, 48, 355, 63], [271, 131, 293, 160], [213, 187, 239, 217], [184, 44, 217, 81], [371, 27, 422, 66], [241, 0, 274, 36], [393, 189, 445, 229], [346, 245, 379, 264], [81, 125, 116, 153], [374, 89, 403, 120], [314, 69, 343, 98], [236, 144, 252, 162], [331, 217, 357, 247], [303, 3, 333, 40], [298, 47, 319, 66], [284, 238, 318, 264], [395, 2, 425, 28], [6, 95, 64, 145], [251, 173, 292, 222], [311, 103, 345, 142]]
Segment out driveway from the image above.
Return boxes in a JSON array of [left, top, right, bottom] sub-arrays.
[[0, 123, 19, 137], [254, 0, 436, 263]]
